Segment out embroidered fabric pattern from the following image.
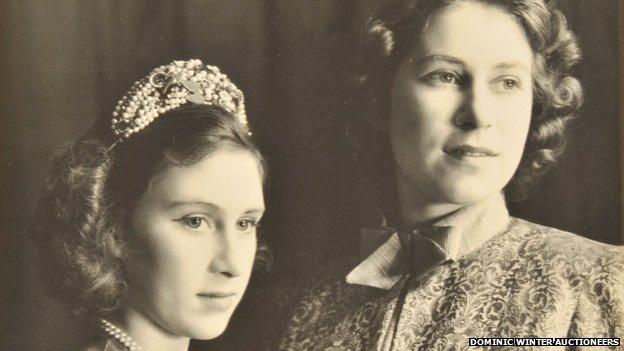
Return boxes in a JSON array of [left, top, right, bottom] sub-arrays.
[[278, 219, 624, 351]]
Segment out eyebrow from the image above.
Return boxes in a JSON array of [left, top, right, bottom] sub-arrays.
[[493, 62, 530, 71], [415, 54, 464, 66], [244, 208, 265, 215], [415, 55, 530, 72], [166, 201, 265, 216], [166, 201, 222, 212]]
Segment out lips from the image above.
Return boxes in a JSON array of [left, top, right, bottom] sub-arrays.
[[197, 292, 237, 311], [197, 292, 236, 298], [444, 145, 498, 159]]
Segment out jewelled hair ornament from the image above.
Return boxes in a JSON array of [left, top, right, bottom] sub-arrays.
[[111, 59, 248, 142]]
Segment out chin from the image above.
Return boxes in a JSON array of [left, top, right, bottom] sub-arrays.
[[183, 319, 229, 340], [437, 177, 503, 205], [171, 309, 235, 341], [191, 327, 228, 341]]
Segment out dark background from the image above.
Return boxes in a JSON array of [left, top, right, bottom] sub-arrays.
[[1, 1, 621, 350]]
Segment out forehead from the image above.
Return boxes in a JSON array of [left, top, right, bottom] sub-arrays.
[[146, 149, 264, 210], [414, 2, 533, 67]]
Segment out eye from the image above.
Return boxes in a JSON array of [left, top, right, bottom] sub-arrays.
[[422, 71, 460, 86], [493, 76, 522, 92], [502, 79, 519, 90], [236, 219, 258, 232], [177, 216, 208, 230]]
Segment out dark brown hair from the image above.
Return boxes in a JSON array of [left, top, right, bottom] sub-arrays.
[[35, 104, 267, 316], [351, 0, 583, 202]]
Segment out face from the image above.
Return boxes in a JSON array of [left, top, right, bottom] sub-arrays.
[[390, 1, 534, 208], [126, 148, 264, 340]]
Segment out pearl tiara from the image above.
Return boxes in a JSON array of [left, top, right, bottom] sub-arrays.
[[111, 59, 248, 141]]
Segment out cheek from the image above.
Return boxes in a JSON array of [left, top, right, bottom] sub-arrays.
[[132, 223, 209, 293], [394, 81, 458, 127], [238, 235, 258, 279], [498, 95, 532, 153], [391, 87, 460, 159], [416, 88, 459, 121]]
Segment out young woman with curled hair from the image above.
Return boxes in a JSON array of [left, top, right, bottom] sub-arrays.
[[35, 60, 268, 351], [278, 1, 624, 349]]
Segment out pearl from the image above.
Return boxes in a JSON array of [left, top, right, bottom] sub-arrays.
[[110, 60, 249, 143], [98, 319, 142, 351]]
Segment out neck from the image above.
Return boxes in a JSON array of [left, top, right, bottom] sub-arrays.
[[107, 307, 190, 351], [396, 175, 463, 229]]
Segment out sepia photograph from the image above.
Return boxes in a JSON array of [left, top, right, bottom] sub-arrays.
[[2, 1, 622, 350]]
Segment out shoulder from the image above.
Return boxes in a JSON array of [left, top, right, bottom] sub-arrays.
[[283, 260, 383, 323], [484, 219, 624, 337], [251, 260, 357, 306], [207, 266, 357, 351], [507, 217, 622, 257], [498, 218, 624, 279], [294, 262, 360, 304]]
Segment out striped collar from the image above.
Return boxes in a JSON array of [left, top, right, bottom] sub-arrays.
[[346, 193, 510, 290]]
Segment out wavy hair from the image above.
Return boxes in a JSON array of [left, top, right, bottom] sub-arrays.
[[35, 104, 268, 316], [352, 0, 583, 201]]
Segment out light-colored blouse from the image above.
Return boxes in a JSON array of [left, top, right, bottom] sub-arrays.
[[277, 194, 624, 350]]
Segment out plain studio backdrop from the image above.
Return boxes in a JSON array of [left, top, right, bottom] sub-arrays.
[[1, 1, 621, 350]]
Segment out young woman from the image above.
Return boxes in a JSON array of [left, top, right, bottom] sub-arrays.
[[278, 1, 624, 349], [36, 60, 267, 351]]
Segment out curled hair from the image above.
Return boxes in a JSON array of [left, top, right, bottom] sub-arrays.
[[353, 0, 583, 200], [35, 104, 267, 316], [36, 140, 125, 314]]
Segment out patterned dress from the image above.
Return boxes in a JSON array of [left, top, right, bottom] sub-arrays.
[[278, 194, 624, 351]]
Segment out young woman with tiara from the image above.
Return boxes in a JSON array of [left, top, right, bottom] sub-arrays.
[[277, 0, 624, 349], [35, 59, 267, 351]]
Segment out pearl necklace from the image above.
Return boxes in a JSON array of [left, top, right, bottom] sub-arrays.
[[98, 318, 142, 351]]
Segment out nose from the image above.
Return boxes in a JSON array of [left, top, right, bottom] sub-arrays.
[[453, 84, 493, 130], [209, 228, 247, 278]]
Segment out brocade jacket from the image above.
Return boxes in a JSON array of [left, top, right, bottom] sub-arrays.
[[277, 194, 624, 351]]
